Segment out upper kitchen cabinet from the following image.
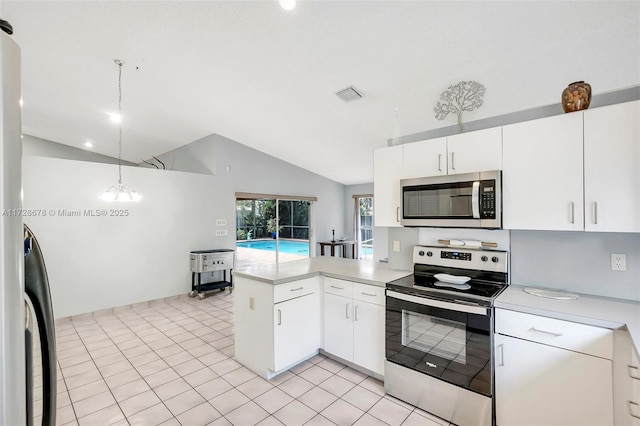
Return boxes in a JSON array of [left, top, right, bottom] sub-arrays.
[[503, 112, 584, 231], [403, 136, 447, 178], [374, 144, 403, 227], [402, 127, 502, 179], [584, 100, 640, 233]]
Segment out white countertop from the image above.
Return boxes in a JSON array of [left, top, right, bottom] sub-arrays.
[[233, 256, 412, 287], [496, 284, 640, 353]]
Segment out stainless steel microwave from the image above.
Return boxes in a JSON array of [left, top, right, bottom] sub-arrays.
[[400, 170, 501, 228]]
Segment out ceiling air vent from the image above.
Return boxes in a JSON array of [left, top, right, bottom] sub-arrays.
[[335, 85, 364, 102]]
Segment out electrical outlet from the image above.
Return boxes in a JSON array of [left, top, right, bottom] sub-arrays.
[[611, 253, 627, 271], [393, 241, 400, 252]]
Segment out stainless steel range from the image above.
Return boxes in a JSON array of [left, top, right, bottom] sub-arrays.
[[384, 244, 508, 426]]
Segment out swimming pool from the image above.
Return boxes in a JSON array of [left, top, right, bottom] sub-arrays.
[[236, 239, 310, 255]]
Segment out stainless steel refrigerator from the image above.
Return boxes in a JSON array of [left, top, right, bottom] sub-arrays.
[[1, 19, 56, 426]]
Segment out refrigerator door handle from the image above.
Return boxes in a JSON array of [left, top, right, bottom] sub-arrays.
[[24, 226, 56, 426]]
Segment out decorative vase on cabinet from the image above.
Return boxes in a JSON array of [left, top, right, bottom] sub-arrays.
[[562, 81, 591, 113]]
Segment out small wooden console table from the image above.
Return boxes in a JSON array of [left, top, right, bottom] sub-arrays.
[[318, 240, 356, 259]]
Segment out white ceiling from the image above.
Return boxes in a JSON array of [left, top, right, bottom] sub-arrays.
[[2, 1, 639, 185]]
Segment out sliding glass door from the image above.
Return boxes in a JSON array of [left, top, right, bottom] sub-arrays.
[[236, 195, 313, 267]]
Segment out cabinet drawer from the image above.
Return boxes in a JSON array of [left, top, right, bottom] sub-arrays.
[[352, 282, 385, 306], [274, 277, 318, 304], [495, 309, 613, 359], [323, 277, 353, 299]]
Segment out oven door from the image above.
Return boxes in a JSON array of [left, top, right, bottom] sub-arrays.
[[385, 290, 493, 396]]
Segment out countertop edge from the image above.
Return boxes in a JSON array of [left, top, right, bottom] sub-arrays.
[[495, 284, 640, 356]]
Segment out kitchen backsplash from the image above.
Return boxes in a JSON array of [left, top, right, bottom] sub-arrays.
[[387, 228, 640, 302], [510, 230, 640, 301]]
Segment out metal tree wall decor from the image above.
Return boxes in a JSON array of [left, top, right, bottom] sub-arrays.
[[434, 81, 486, 131]]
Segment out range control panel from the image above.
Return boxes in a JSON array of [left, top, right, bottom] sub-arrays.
[[441, 251, 472, 261], [413, 245, 508, 273]]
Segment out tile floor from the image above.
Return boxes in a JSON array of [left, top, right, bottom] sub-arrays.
[[43, 291, 454, 426]]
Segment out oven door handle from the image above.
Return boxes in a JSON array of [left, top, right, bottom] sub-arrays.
[[386, 290, 489, 316]]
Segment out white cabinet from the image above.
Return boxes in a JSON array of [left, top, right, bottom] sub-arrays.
[[502, 112, 584, 231], [403, 137, 447, 178], [273, 292, 320, 372], [322, 277, 385, 375], [402, 127, 502, 179], [352, 298, 385, 374], [373, 144, 403, 227], [613, 329, 640, 425], [323, 292, 353, 361], [235, 276, 320, 379], [495, 309, 613, 426], [584, 100, 640, 232]]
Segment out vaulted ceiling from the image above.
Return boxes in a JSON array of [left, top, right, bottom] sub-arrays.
[[2, 1, 639, 184]]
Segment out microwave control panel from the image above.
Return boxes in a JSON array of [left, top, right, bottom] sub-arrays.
[[480, 180, 496, 219]]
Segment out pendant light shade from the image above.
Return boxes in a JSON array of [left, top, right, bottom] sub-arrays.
[[100, 183, 142, 202], [101, 59, 142, 202]]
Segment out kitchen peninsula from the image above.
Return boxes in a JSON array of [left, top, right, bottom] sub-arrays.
[[232, 257, 411, 380]]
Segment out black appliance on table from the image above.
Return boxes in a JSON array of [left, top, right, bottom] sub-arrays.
[[385, 244, 509, 426], [189, 249, 234, 299]]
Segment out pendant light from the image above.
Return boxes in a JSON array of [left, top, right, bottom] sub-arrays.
[[100, 59, 142, 202]]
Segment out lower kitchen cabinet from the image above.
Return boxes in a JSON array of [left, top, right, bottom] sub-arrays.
[[494, 309, 614, 426], [613, 329, 640, 425], [323, 277, 385, 375], [273, 291, 320, 372], [235, 276, 320, 379]]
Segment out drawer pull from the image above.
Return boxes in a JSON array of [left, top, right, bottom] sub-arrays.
[[628, 401, 640, 420], [277, 309, 282, 326], [355, 305, 359, 321], [345, 303, 350, 319], [529, 327, 563, 337], [629, 365, 640, 380], [290, 287, 304, 292], [361, 292, 377, 297], [497, 344, 504, 366], [330, 285, 344, 290]]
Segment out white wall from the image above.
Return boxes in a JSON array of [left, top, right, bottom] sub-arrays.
[[23, 134, 346, 318], [22, 134, 136, 166]]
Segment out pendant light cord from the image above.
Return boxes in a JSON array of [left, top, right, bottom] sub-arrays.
[[116, 59, 124, 185]]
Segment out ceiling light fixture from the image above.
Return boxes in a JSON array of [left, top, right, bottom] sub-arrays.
[[84, 141, 93, 148], [279, 0, 296, 11], [100, 59, 142, 203]]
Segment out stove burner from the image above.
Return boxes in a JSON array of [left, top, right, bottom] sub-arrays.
[[433, 281, 471, 290]]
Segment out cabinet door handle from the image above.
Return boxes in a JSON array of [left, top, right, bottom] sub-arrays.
[[361, 292, 377, 297], [354, 305, 359, 321], [396, 207, 400, 223], [345, 303, 350, 319], [569, 202, 575, 224], [438, 154, 442, 172], [497, 344, 504, 366], [451, 152, 455, 170], [290, 287, 304, 292], [277, 309, 282, 325], [628, 401, 640, 419], [592, 202, 598, 225], [330, 285, 344, 290], [629, 365, 640, 380], [529, 327, 563, 337]]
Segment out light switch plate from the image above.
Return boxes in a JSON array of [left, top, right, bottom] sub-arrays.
[[216, 219, 227, 226], [393, 241, 401, 252], [215, 229, 227, 237]]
